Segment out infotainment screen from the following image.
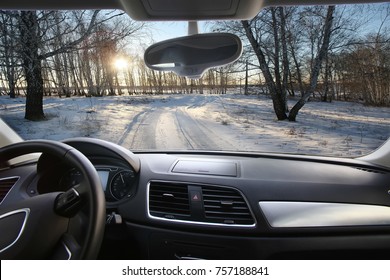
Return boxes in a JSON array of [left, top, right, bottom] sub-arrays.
[[97, 170, 109, 191]]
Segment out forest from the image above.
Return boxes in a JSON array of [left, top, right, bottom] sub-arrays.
[[0, 4, 389, 121]]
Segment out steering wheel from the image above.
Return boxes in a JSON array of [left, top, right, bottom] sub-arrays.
[[0, 140, 106, 259]]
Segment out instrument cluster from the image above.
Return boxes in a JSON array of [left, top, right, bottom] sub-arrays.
[[59, 166, 137, 203]]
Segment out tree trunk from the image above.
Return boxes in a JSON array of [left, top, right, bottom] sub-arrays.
[[279, 7, 289, 112], [244, 60, 248, 95], [290, 44, 305, 97], [242, 20, 288, 120], [287, 98, 305, 122], [1, 12, 18, 99], [272, 95, 289, 120], [9, 83, 16, 99], [322, 52, 330, 102], [271, 9, 283, 97], [19, 11, 45, 120]]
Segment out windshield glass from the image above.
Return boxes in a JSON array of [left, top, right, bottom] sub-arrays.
[[0, 4, 389, 157]]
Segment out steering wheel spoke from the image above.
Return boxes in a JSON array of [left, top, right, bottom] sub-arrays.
[[0, 193, 69, 259], [52, 234, 82, 260]]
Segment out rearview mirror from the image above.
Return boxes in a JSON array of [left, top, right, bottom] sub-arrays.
[[144, 33, 242, 79]]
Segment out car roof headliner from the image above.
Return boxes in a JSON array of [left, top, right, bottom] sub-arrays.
[[0, 0, 385, 20]]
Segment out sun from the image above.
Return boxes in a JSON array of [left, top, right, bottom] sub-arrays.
[[114, 58, 128, 70]]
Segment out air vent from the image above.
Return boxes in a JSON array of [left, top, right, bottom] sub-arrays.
[[149, 182, 190, 219], [202, 186, 254, 225], [0, 177, 18, 204], [355, 167, 387, 175], [148, 181, 255, 227]]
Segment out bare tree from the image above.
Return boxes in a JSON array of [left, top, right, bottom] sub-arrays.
[[242, 6, 336, 121]]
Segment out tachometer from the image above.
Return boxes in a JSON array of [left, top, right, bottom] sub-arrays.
[[109, 170, 135, 200]]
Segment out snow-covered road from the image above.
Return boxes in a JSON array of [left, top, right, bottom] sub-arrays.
[[117, 95, 238, 150]]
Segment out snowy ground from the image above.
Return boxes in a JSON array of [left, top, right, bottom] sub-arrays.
[[0, 93, 389, 157]]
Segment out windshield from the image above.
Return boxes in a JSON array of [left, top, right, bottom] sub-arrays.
[[0, 4, 389, 157]]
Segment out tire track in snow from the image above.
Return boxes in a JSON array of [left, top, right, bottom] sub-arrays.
[[118, 95, 239, 151], [117, 110, 148, 146], [120, 108, 189, 150], [174, 108, 236, 150], [117, 108, 158, 149], [129, 109, 159, 149]]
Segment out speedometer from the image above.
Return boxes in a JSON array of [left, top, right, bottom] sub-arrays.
[[109, 170, 136, 200]]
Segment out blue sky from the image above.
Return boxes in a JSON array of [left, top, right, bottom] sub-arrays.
[[150, 21, 210, 42]]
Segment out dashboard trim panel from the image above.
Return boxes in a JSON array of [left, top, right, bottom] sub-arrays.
[[259, 201, 390, 228]]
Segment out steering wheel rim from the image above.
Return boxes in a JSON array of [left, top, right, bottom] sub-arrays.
[[0, 140, 106, 259]]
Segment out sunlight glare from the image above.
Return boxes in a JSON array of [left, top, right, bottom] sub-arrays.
[[114, 58, 128, 70]]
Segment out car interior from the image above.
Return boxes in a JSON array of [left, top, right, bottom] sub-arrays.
[[0, 0, 390, 260]]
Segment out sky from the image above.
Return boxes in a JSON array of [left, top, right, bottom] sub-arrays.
[[141, 3, 389, 41], [149, 21, 210, 42]]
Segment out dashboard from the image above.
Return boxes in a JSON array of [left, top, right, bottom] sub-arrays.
[[4, 138, 390, 259]]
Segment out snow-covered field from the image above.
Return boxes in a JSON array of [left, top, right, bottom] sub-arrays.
[[0, 93, 389, 157]]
